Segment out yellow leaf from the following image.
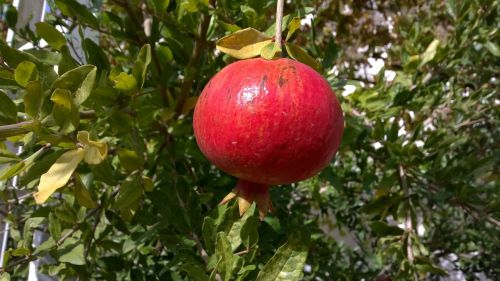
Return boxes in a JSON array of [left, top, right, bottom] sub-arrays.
[[216, 28, 272, 59], [77, 131, 107, 165], [34, 148, 84, 204]]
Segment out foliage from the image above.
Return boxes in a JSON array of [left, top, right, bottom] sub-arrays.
[[0, 0, 498, 280]]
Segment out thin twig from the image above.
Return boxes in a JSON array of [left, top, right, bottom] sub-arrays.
[[56, 207, 100, 246], [234, 248, 250, 256]]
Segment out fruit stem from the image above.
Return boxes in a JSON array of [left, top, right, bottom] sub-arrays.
[[275, 0, 285, 53]]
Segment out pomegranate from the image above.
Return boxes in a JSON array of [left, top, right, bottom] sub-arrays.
[[193, 58, 343, 218]]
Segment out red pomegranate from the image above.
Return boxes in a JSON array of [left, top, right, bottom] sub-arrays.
[[193, 58, 343, 218]]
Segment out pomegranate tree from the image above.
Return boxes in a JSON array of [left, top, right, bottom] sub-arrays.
[[193, 57, 344, 218]]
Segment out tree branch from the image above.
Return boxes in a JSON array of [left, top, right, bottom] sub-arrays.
[[0, 111, 97, 139], [0, 121, 34, 139], [175, 1, 214, 115], [0, 256, 34, 273], [56, 206, 100, 246], [408, 173, 500, 228], [397, 165, 415, 266], [56, 187, 120, 246]]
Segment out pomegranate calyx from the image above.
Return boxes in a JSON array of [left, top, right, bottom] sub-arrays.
[[218, 180, 271, 220]]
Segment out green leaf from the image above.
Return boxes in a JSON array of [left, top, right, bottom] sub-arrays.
[[34, 148, 84, 204], [24, 49, 61, 65], [57, 237, 85, 265], [445, 0, 457, 19], [51, 64, 97, 106], [416, 264, 448, 276], [361, 194, 404, 214], [202, 217, 217, 253], [55, 0, 98, 29], [35, 22, 66, 51], [260, 41, 281, 60], [265, 14, 291, 36], [51, 88, 80, 133], [256, 230, 310, 281], [59, 46, 80, 74], [5, 5, 17, 27], [153, 0, 170, 14], [149, 188, 190, 233], [285, 17, 301, 41], [0, 41, 57, 88], [157, 44, 174, 64], [0, 90, 17, 124], [0, 272, 10, 281], [240, 214, 259, 248], [0, 41, 39, 69], [0, 145, 46, 181], [217, 20, 241, 33], [0, 161, 25, 181], [10, 247, 30, 257], [113, 177, 143, 211], [484, 41, 500, 57], [415, 256, 448, 276], [23, 217, 45, 245], [419, 39, 440, 67], [91, 159, 116, 185], [48, 212, 62, 240], [0, 149, 19, 165], [179, 264, 209, 281], [322, 36, 341, 69], [142, 176, 154, 192], [112, 72, 138, 94], [132, 44, 151, 88], [227, 203, 257, 250], [285, 43, 320, 70], [33, 237, 56, 256], [370, 221, 404, 236], [15, 61, 38, 87], [118, 148, 143, 171], [215, 232, 236, 281], [182, 0, 199, 13], [74, 173, 97, 208], [24, 80, 44, 119], [83, 39, 110, 72], [216, 28, 273, 59], [181, 96, 198, 115]]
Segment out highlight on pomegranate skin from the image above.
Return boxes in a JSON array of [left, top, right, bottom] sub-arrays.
[[193, 58, 344, 219]]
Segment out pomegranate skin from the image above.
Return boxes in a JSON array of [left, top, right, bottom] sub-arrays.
[[193, 58, 343, 185]]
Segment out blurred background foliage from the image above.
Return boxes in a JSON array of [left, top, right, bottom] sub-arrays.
[[0, 0, 498, 280]]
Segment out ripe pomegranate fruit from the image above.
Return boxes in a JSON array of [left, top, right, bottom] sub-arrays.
[[193, 58, 344, 218]]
